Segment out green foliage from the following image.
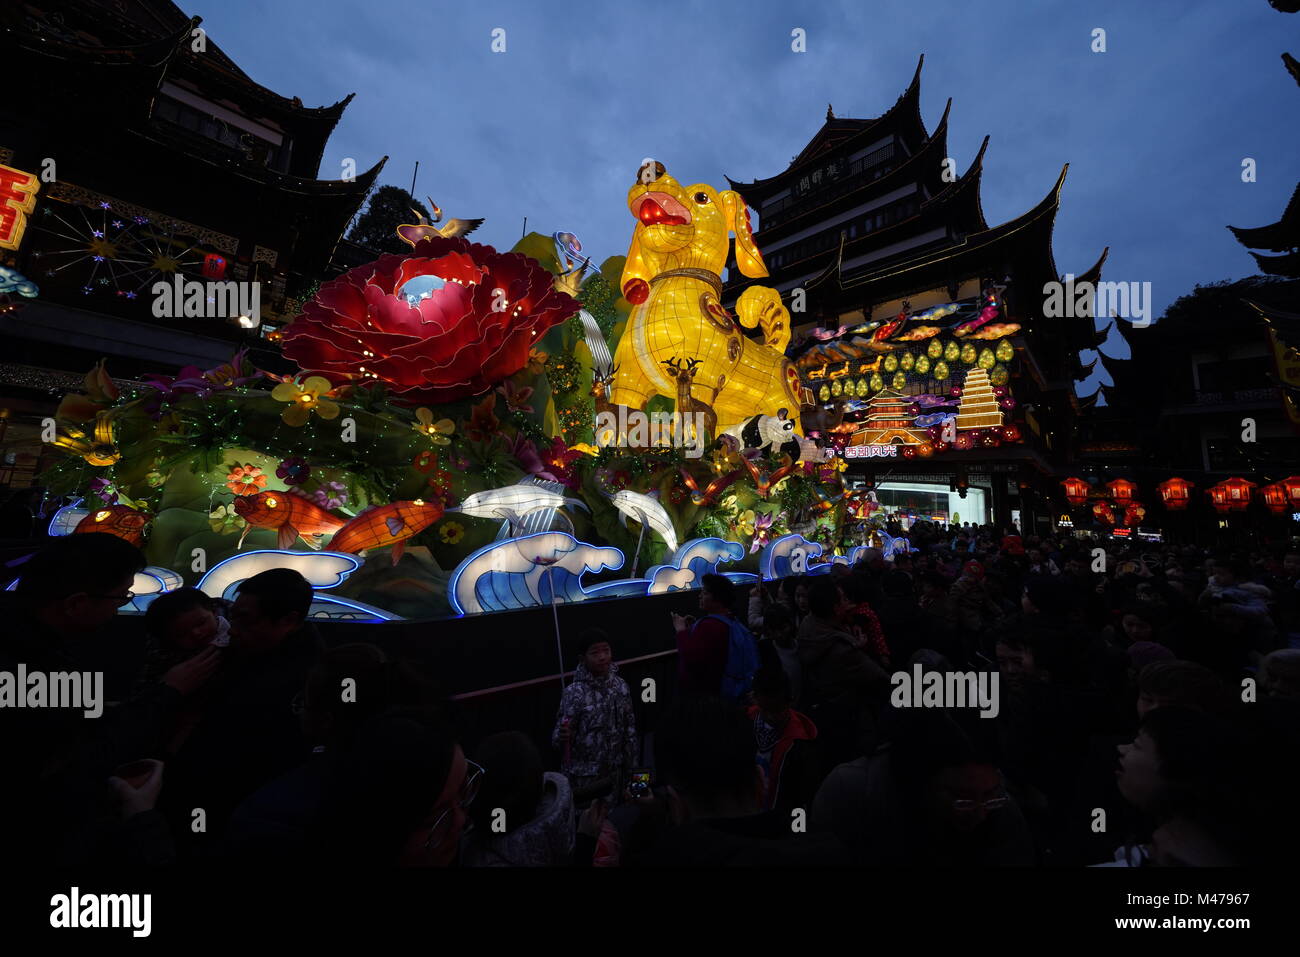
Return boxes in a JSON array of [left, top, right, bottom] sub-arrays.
[[347, 186, 429, 255]]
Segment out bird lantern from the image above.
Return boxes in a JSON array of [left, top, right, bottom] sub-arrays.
[[1062, 476, 1089, 506], [1106, 478, 1137, 503], [1260, 483, 1289, 515], [1157, 477, 1193, 511]]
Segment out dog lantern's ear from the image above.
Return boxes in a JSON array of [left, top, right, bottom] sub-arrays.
[[719, 190, 768, 279]]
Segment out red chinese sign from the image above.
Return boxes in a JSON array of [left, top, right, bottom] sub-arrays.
[[0, 164, 39, 251]]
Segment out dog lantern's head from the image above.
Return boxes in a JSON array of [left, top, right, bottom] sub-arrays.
[[621, 160, 768, 304]]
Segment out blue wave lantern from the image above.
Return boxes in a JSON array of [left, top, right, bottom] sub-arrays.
[[759, 534, 836, 581], [448, 532, 626, 615]]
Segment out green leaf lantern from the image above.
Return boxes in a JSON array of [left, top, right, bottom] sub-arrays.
[[831, 378, 843, 397], [978, 347, 996, 370], [819, 384, 831, 402], [944, 340, 960, 362], [869, 372, 884, 392], [915, 354, 931, 375], [883, 354, 898, 373], [960, 343, 978, 364], [933, 360, 949, 381], [900, 351, 915, 371], [995, 338, 1014, 362], [990, 364, 1010, 387], [856, 378, 870, 398], [891, 371, 907, 391], [928, 338, 944, 359]]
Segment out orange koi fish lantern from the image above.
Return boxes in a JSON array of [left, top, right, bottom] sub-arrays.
[[74, 505, 149, 546], [330, 500, 445, 564], [233, 491, 347, 550]]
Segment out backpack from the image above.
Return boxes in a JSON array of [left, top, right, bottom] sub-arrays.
[[708, 614, 760, 700]]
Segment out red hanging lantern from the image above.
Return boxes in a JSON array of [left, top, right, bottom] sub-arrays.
[[1122, 502, 1146, 526], [1207, 482, 1230, 514], [202, 252, 228, 280], [1106, 478, 1138, 503], [1062, 476, 1089, 506], [1260, 483, 1289, 515], [1157, 477, 1193, 511], [1092, 501, 1115, 525], [1221, 477, 1256, 511], [1280, 475, 1300, 509]]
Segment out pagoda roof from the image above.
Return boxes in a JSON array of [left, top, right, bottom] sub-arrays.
[[1228, 183, 1300, 252], [725, 54, 927, 202], [1246, 299, 1300, 340], [1073, 354, 1098, 380], [838, 162, 1066, 290], [754, 98, 955, 242], [918, 133, 989, 233], [1096, 347, 1136, 386], [8, 2, 356, 121], [1074, 245, 1109, 285], [1245, 248, 1300, 278]]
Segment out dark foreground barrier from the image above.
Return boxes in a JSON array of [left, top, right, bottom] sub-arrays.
[[69, 585, 749, 768], [315, 587, 723, 757]]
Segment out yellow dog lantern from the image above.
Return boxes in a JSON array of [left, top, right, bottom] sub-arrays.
[[611, 161, 801, 434]]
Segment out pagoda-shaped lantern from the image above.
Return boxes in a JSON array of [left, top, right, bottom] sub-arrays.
[[1062, 477, 1089, 506], [1222, 477, 1256, 511], [1281, 476, 1300, 510], [1208, 482, 1230, 513], [1260, 483, 1289, 514], [1157, 477, 1193, 510], [1106, 478, 1138, 503]]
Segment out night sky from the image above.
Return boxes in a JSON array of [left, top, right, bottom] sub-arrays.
[[194, 0, 1299, 396]]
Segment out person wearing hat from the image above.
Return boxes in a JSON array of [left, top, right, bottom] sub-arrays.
[[552, 628, 638, 805]]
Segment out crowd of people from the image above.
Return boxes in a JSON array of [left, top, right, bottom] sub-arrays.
[[2, 522, 1298, 868]]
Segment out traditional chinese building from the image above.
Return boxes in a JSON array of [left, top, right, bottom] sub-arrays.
[[0, 0, 383, 493], [1074, 277, 1300, 543], [723, 56, 1108, 532]]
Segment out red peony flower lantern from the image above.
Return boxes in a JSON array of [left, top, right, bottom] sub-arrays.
[[1157, 477, 1193, 510], [281, 235, 580, 406], [1260, 483, 1289, 514], [1062, 477, 1089, 506], [1106, 478, 1137, 503]]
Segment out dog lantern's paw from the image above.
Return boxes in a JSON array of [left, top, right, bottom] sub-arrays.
[[622, 277, 650, 305], [736, 286, 792, 353]]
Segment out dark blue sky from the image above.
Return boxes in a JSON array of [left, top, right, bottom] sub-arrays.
[[197, 0, 1298, 394]]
